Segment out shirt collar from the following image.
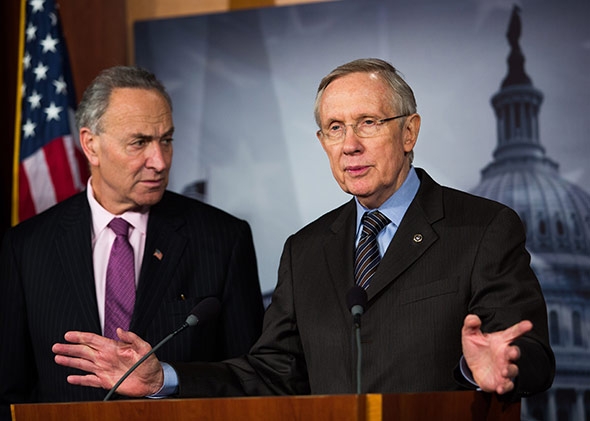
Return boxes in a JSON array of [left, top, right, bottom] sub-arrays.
[[86, 178, 149, 240], [355, 166, 420, 229]]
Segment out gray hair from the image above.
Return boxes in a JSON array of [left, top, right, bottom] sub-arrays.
[[75, 66, 172, 134], [313, 58, 417, 162], [314, 58, 417, 125]]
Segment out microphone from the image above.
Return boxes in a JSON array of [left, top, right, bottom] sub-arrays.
[[103, 296, 221, 401], [346, 285, 367, 328], [346, 286, 367, 394]]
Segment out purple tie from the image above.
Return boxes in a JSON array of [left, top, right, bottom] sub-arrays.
[[104, 218, 136, 339], [354, 211, 391, 289]]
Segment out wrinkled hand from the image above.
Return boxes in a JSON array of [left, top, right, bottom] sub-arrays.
[[462, 314, 532, 395], [52, 329, 163, 397]]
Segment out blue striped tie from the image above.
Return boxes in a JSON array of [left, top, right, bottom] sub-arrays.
[[354, 211, 391, 289]]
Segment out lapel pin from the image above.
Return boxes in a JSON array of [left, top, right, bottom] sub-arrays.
[[153, 248, 163, 260], [413, 234, 423, 243]]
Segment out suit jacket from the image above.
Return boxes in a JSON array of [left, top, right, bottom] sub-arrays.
[[0, 190, 264, 418], [172, 168, 554, 399]]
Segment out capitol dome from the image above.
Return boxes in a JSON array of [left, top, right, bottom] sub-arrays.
[[470, 6, 590, 420], [473, 155, 590, 263]]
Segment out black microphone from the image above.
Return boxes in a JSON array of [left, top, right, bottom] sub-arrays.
[[346, 286, 367, 394], [346, 285, 367, 328], [103, 296, 221, 401]]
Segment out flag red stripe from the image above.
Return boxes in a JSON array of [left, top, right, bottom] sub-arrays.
[[18, 165, 36, 222], [44, 137, 77, 202], [14, 0, 86, 224]]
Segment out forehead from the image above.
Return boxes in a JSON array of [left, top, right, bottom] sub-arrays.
[[103, 87, 173, 131], [319, 72, 393, 121]]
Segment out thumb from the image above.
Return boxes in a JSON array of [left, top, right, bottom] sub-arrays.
[[462, 314, 482, 334], [115, 328, 141, 344]]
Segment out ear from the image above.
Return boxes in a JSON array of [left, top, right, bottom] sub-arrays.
[[402, 113, 421, 153], [79, 127, 100, 167]]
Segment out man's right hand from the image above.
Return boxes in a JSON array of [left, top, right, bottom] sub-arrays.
[[52, 328, 164, 397]]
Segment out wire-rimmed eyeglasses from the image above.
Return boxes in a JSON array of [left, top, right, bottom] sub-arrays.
[[317, 114, 409, 144]]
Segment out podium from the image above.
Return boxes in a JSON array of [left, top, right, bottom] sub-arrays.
[[12, 391, 520, 420]]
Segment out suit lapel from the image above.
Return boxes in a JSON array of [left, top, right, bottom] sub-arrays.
[[366, 169, 444, 301], [55, 193, 101, 333], [322, 200, 358, 320], [131, 194, 187, 336]]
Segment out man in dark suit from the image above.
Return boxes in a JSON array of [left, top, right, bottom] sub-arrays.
[[0, 66, 264, 419], [52, 58, 554, 399]]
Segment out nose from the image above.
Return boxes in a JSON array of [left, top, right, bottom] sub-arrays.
[[342, 124, 363, 154], [146, 141, 170, 172]]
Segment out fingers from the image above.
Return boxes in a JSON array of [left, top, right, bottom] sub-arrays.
[[53, 330, 140, 358], [52, 342, 83, 358], [503, 361, 520, 379], [505, 342, 521, 362], [52, 331, 113, 361], [462, 315, 533, 342], [496, 378, 515, 395], [502, 320, 533, 342], [66, 374, 104, 388], [53, 331, 116, 373], [492, 344, 521, 395], [462, 315, 531, 396], [53, 352, 93, 372], [52, 342, 112, 377], [63, 330, 110, 347], [52, 344, 96, 375], [496, 357, 520, 394]]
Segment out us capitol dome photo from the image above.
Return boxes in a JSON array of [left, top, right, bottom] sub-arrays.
[[471, 6, 590, 421]]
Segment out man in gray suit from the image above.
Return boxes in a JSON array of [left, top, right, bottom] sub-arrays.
[[52, 58, 554, 400], [0, 66, 264, 419]]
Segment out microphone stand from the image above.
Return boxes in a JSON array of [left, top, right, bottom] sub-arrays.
[[347, 285, 367, 395], [353, 319, 362, 394]]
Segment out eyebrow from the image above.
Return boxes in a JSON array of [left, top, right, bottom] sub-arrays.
[[129, 127, 175, 140], [326, 114, 379, 125]]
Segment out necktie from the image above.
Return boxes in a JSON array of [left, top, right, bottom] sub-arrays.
[[354, 211, 391, 289], [104, 218, 136, 339]]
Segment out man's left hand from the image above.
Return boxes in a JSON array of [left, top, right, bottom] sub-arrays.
[[461, 314, 532, 395]]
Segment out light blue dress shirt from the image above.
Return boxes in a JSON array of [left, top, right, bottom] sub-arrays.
[[354, 166, 420, 257]]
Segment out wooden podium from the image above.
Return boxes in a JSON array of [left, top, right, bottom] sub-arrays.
[[11, 391, 520, 420]]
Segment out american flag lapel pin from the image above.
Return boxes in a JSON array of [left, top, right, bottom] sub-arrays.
[[153, 249, 163, 260]]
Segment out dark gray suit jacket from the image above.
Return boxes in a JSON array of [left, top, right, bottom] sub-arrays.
[[0, 190, 264, 418], [171, 168, 554, 399]]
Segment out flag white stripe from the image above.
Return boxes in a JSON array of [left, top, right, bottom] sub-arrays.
[[22, 148, 57, 214]]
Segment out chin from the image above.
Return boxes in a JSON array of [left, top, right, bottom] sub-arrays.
[[136, 191, 166, 208], [345, 185, 373, 199]]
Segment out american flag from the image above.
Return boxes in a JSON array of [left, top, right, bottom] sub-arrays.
[[13, 0, 89, 224]]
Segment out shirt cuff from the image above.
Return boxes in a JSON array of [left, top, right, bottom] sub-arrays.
[[147, 362, 179, 398], [459, 355, 481, 391]]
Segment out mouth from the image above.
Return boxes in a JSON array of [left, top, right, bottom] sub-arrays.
[[345, 165, 370, 177], [140, 179, 166, 188]]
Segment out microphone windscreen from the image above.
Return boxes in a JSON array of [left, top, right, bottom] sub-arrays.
[[346, 285, 367, 312], [186, 296, 221, 326]]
